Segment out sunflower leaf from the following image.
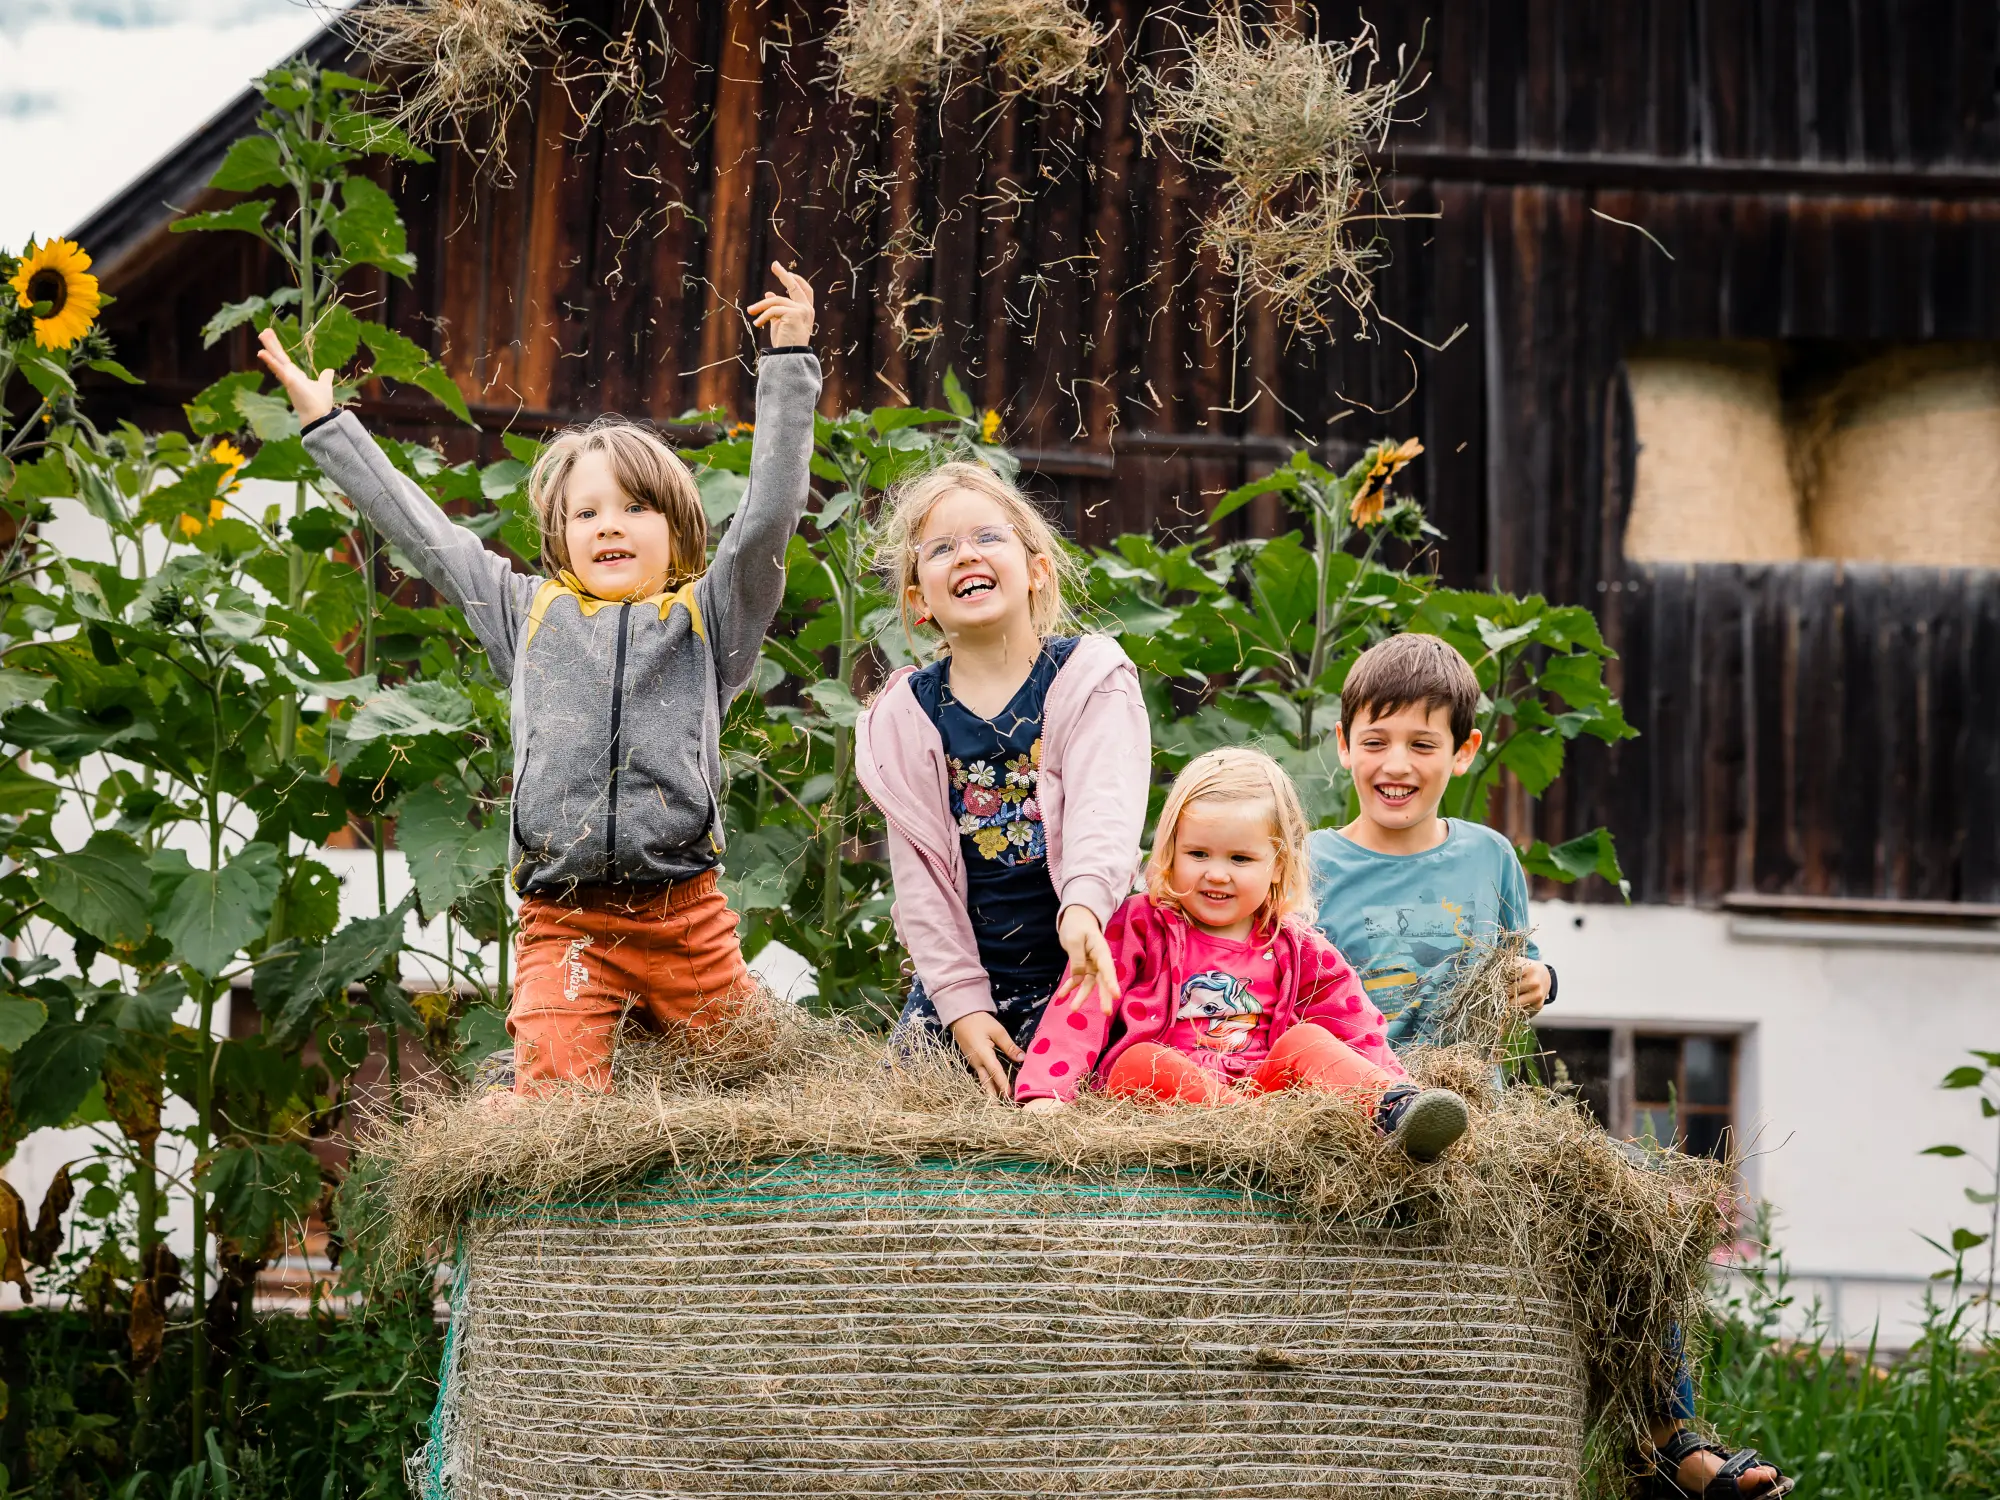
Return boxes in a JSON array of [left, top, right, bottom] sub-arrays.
[[356, 320, 428, 382], [171, 202, 272, 239], [17, 353, 75, 401], [410, 365, 474, 427], [87, 358, 142, 386], [333, 177, 416, 280], [209, 135, 288, 193]]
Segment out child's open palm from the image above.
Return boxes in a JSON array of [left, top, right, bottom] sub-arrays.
[[747, 262, 816, 348], [255, 328, 335, 426]]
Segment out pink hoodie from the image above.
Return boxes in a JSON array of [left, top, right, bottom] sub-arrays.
[[854, 634, 1151, 1027], [1014, 894, 1407, 1103]]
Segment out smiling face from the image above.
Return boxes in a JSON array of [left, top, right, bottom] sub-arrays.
[[905, 486, 1049, 645], [1166, 797, 1281, 941], [1336, 702, 1482, 849], [560, 449, 676, 600]]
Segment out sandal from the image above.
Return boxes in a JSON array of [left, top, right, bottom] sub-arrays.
[[1647, 1428, 1796, 1499]]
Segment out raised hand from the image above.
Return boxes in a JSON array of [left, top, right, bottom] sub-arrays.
[[746, 261, 816, 348], [255, 327, 335, 426]]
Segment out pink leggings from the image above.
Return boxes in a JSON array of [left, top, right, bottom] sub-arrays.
[[1104, 1023, 1399, 1107]]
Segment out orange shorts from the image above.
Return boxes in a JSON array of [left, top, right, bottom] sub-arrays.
[[507, 870, 755, 1093]]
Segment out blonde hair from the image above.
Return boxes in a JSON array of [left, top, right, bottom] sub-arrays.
[[874, 460, 1076, 652], [527, 418, 706, 588], [1145, 747, 1313, 932]]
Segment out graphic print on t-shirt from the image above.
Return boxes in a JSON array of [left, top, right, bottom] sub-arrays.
[[1175, 969, 1264, 1054], [1353, 897, 1470, 1027]]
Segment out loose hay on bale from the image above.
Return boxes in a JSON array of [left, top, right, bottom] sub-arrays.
[[829, 0, 1103, 102], [346, 0, 555, 158], [363, 995, 1728, 1496], [1141, 7, 1420, 334]]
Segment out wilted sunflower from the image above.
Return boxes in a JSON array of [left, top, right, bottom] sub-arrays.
[[1349, 436, 1423, 526], [10, 238, 102, 351]]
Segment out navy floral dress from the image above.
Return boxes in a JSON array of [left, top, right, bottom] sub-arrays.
[[895, 637, 1080, 1051]]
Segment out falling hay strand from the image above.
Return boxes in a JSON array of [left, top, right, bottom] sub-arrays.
[[829, 0, 1103, 102], [357, 992, 1727, 1460], [345, 0, 556, 161], [1143, 7, 1421, 333]]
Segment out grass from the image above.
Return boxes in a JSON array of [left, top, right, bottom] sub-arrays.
[[1689, 1249, 2000, 1497]]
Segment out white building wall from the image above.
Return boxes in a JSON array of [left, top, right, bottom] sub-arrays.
[[1535, 898, 1998, 1345]]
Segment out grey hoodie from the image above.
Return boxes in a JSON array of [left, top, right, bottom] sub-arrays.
[[301, 350, 822, 898]]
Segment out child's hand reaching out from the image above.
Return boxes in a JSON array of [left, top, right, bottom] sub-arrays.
[[747, 262, 816, 347], [255, 328, 335, 426], [1053, 905, 1121, 1017]]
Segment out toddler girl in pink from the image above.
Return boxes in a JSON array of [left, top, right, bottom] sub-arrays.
[[1016, 747, 1470, 1161]]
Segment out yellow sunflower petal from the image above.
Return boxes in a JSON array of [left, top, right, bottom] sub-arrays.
[[10, 238, 101, 351], [177, 514, 203, 539]]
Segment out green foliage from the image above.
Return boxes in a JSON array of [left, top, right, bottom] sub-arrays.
[[1082, 441, 1634, 888], [1691, 1242, 2000, 1498]]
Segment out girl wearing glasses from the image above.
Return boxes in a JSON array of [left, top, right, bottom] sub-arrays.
[[856, 462, 1149, 1096]]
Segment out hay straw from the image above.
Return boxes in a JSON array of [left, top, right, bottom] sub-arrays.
[[345, 0, 556, 158], [829, 0, 1103, 102], [358, 993, 1727, 1459], [1142, 6, 1420, 333]]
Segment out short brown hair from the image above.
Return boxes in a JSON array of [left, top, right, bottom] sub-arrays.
[[1340, 633, 1482, 747], [527, 418, 707, 587]]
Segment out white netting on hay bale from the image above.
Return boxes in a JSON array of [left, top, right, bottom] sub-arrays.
[[415, 1156, 1589, 1498], [1806, 353, 2000, 568], [1623, 352, 1806, 564]]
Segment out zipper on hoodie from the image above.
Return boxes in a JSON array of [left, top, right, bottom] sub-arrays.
[[604, 602, 632, 868]]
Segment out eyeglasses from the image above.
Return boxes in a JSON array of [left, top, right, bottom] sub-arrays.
[[918, 523, 1019, 567]]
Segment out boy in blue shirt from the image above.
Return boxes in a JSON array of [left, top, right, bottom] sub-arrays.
[[1308, 633, 1552, 1047], [1308, 633, 1789, 1500]]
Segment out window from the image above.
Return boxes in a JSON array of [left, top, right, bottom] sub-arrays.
[[1534, 1025, 1738, 1161]]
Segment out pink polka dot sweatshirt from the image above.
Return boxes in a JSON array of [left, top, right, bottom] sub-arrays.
[[1014, 893, 1406, 1103]]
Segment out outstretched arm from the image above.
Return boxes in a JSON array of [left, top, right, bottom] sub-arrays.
[[698, 265, 822, 698], [258, 328, 534, 673]]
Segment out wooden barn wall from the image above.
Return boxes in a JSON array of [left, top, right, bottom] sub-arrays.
[[85, 0, 2000, 906]]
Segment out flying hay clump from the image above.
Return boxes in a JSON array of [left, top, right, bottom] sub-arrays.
[[829, 0, 1103, 101], [348, 0, 556, 157], [1144, 7, 1419, 333]]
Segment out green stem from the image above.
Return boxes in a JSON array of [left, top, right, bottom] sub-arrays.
[[189, 674, 226, 1463], [818, 521, 864, 938]]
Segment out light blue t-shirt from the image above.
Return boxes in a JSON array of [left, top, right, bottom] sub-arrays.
[[1307, 820, 1539, 1053]]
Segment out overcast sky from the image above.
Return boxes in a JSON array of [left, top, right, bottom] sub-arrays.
[[0, 0, 337, 253]]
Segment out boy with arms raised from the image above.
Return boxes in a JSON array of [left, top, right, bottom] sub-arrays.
[[1310, 633, 1790, 1500]]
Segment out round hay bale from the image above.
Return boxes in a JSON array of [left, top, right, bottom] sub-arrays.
[[1622, 351, 1806, 563], [416, 1154, 1590, 1497], [1806, 353, 2000, 567]]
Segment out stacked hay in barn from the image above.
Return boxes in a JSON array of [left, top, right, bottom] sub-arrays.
[[1623, 348, 1808, 564], [367, 992, 1726, 1499], [1798, 346, 2000, 569]]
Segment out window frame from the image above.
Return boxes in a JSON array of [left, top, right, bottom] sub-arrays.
[[1533, 1019, 1746, 1156]]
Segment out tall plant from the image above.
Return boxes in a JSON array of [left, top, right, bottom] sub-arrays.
[[0, 58, 506, 1470], [1085, 440, 1635, 891]]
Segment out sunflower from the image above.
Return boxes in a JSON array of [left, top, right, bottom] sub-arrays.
[[980, 409, 1002, 444], [177, 441, 247, 538], [1349, 436, 1424, 527], [10, 238, 101, 351]]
